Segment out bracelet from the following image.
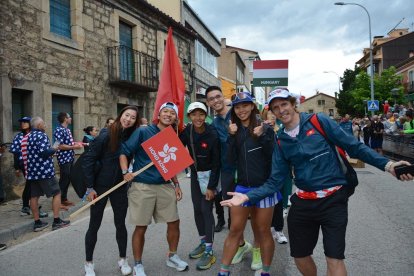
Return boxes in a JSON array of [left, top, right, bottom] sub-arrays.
[[384, 161, 394, 172]]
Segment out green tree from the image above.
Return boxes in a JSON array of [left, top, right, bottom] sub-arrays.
[[336, 66, 403, 116]]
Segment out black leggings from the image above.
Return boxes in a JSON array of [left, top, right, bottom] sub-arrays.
[[85, 185, 128, 261], [271, 201, 284, 231], [191, 174, 215, 243]]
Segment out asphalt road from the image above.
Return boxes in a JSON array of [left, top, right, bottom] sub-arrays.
[[0, 165, 413, 275]]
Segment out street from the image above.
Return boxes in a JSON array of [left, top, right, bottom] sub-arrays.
[[0, 165, 413, 275]]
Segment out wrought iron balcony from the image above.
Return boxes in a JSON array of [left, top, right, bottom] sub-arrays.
[[107, 46, 159, 91]]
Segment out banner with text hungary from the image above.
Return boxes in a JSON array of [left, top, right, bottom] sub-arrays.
[[253, 60, 288, 87]]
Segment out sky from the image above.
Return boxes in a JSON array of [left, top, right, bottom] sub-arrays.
[[186, 0, 414, 98]]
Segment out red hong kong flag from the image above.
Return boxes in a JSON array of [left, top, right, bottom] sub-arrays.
[[152, 27, 186, 131], [142, 126, 194, 181]]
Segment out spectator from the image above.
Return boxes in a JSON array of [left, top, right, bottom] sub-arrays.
[[140, 118, 148, 127], [402, 110, 414, 134], [82, 126, 99, 151], [105, 117, 115, 128], [24, 117, 70, 232], [9, 116, 48, 217], [361, 119, 372, 146], [120, 102, 188, 275], [339, 114, 353, 136], [370, 115, 385, 155], [54, 112, 83, 209], [82, 106, 139, 276], [383, 100, 390, 114]]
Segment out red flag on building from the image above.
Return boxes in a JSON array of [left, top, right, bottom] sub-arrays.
[[152, 27, 186, 131]]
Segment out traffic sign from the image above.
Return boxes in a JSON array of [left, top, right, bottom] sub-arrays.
[[367, 100, 379, 111]]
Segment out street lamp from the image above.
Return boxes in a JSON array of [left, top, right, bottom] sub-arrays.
[[335, 2, 375, 115], [323, 71, 341, 95]]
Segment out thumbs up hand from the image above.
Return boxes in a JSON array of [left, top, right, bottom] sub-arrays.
[[228, 120, 238, 135], [253, 122, 265, 137]]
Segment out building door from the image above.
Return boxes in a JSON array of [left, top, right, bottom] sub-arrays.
[[119, 22, 134, 81], [52, 95, 73, 139]]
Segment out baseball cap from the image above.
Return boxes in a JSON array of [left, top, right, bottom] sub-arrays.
[[159, 102, 178, 115], [232, 92, 254, 106], [187, 102, 207, 114], [267, 88, 300, 106], [18, 116, 31, 122]]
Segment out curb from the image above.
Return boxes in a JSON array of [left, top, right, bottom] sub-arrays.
[[0, 201, 86, 244]]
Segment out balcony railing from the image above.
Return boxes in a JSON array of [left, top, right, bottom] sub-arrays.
[[108, 46, 159, 91]]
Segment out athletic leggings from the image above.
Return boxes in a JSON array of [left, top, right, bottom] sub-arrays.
[[191, 173, 215, 243], [85, 184, 128, 261]]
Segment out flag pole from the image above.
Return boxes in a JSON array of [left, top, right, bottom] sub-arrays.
[[69, 162, 154, 219]]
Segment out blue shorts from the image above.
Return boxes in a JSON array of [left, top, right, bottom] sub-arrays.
[[235, 185, 281, 208]]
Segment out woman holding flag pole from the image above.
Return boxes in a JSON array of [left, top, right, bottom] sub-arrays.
[[82, 106, 140, 276]]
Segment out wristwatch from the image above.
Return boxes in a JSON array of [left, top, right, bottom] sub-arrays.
[[122, 169, 128, 175]]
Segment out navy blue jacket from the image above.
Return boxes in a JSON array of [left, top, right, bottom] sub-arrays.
[[227, 121, 274, 188], [247, 112, 390, 203]]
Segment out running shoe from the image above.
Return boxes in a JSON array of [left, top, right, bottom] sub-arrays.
[[196, 251, 216, 270], [274, 231, 288, 244], [84, 262, 95, 276], [189, 243, 205, 259], [231, 241, 252, 264], [166, 254, 189, 271], [52, 218, 70, 231], [20, 206, 30, 216], [39, 206, 48, 218], [118, 258, 132, 275], [133, 264, 146, 276], [251, 247, 262, 270], [33, 220, 48, 232]]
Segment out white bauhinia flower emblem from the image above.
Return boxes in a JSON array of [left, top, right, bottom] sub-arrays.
[[158, 144, 178, 163]]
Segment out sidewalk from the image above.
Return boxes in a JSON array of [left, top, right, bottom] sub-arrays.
[[0, 184, 84, 244]]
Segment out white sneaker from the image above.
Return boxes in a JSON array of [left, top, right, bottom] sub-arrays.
[[186, 172, 191, 178], [166, 254, 189, 271], [84, 262, 95, 276], [133, 264, 146, 276], [118, 258, 132, 275], [274, 231, 288, 244]]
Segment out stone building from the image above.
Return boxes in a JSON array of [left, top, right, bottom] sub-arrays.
[[0, 0, 195, 198], [298, 92, 338, 118]]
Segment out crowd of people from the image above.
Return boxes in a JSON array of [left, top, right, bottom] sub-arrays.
[[2, 87, 413, 276]]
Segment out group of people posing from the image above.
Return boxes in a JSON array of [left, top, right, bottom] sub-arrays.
[[8, 85, 412, 276]]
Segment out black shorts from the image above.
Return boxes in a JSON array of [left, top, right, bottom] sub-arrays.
[[370, 138, 383, 149], [287, 186, 349, 259], [29, 177, 61, 198]]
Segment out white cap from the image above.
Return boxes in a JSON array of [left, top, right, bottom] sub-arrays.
[[159, 102, 178, 115], [267, 88, 300, 106], [187, 102, 207, 114]]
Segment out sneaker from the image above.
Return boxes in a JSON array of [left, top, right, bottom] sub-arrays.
[[231, 241, 252, 264], [218, 272, 230, 276], [20, 206, 31, 216], [33, 220, 48, 232], [0, 244, 7, 251], [251, 247, 262, 270], [39, 206, 49, 218], [52, 218, 70, 231], [186, 172, 191, 178], [118, 258, 132, 275], [84, 262, 95, 276], [166, 254, 189, 271], [274, 231, 288, 244], [133, 264, 146, 276], [254, 270, 270, 276], [196, 251, 216, 270], [283, 208, 288, 218], [189, 243, 205, 259]]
